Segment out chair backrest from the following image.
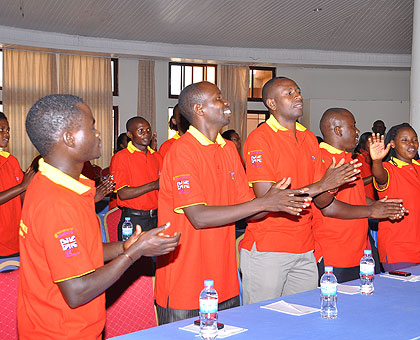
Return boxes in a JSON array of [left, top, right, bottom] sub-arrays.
[[0, 259, 20, 273], [104, 207, 121, 242], [104, 258, 156, 339], [0, 267, 19, 340], [236, 233, 245, 272]]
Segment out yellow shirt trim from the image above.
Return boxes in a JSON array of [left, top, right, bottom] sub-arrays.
[[173, 131, 181, 140], [0, 150, 10, 158], [54, 269, 95, 283], [38, 159, 91, 195], [187, 126, 226, 147], [390, 156, 420, 168], [266, 114, 307, 133], [319, 142, 345, 155], [373, 167, 390, 192], [127, 141, 155, 154], [174, 202, 207, 214]]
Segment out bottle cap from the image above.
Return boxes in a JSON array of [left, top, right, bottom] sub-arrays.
[[324, 266, 333, 272], [204, 280, 214, 287], [364, 249, 372, 255], [125, 217, 131, 221]]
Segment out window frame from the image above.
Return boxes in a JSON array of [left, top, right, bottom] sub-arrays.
[[168, 62, 217, 99], [0, 48, 3, 91], [248, 66, 276, 102], [112, 105, 119, 152], [111, 58, 119, 96]]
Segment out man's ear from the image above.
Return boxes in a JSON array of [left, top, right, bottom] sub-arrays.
[[193, 103, 204, 117], [63, 131, 75, 148], [390, 140, 395, 148], [126, 131, 133, 140], [265, 98, 276, 111], [333, 126, 342, 137]]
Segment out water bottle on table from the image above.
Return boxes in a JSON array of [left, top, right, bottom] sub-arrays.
[[121, 217, 134, 242], [360, 249, 375, 295], [199, 280, 218, 340], [320, 266, 338, 319]]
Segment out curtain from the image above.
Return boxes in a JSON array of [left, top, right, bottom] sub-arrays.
[[137, 60, 156, 129], [59, 54, 113, 168], [3, 49, 57, 168], [219, 65, 249, 138]]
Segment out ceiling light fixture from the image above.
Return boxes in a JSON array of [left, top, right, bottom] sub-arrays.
[[313, 7, 322, 12]]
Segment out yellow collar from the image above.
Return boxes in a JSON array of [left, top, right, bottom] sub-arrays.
[[0, 150, 10, 159], [319, 142, 346, 155], [390, 156, 420, 168], [266, 114, 306, 133], [187, 126, 226, 147], [39, 158, 91, 195], [127, 141, 155, 154], [173, 131, 181, 140]]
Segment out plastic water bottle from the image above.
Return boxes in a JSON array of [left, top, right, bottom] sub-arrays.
[[199, 280, 218, 340], [121, 217, 134, 242], [320, 266, 338, 319], [360, 249, 375, 295]]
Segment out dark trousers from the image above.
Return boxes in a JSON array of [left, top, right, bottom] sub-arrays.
[[156, 295, 240, 325], [117, 208, 157, 241], [317, 258, 360, 284]]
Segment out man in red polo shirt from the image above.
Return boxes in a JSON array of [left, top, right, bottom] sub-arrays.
[[19, 94, 180, 340], [154, 81, 365, 324], [242, 77, 406, 304], [312, 108, 401, 282], [110, 116, 162, 239]]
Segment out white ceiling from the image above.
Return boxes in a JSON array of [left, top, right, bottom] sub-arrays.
[[0, 0, 413, 55]]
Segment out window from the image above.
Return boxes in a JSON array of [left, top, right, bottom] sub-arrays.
[[0, 49, 2, 90], [246, 110, 269, 137], [169, 62, 216, 98], [111, 58, 118, 96], [248, 67, 276, 101], [112, 106, 119, 152]]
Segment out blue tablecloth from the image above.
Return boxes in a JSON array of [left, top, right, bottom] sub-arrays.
[[111, 265, 420, 340]]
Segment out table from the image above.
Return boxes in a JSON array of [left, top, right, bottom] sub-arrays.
[[111, 265, 420, 340]]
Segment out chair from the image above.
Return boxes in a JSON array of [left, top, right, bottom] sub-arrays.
[[104, 257, 156, 338], [0, 266, 19, 340], [0, 258, 20, 273], [104, 207, 122, 242]]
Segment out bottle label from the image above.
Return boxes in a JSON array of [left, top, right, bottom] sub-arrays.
[[200, 299, 218, 313], [360, 263, 374, 275], [122, 226, 132, 236], [321, 282, 337, 296]]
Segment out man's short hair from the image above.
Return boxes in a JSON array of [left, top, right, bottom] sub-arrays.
[[126, 116, 149, 132], [262, 76, 288, 109], [319, 108, 349, 136], [178, 82, 206, 123], [0, 112, 7, 121], [26, 94, 84, 157]]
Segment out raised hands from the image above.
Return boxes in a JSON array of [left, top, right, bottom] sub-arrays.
[[368, 196, 408, 220], [94, 175, 116, 203], [368, 133, 390, 161], [262, 177, 312, 216], [319, 157, 361, 192], [124, 222, 180, 259]]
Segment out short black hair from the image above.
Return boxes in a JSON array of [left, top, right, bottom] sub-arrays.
[[26, 94, 84, 157], [319, 108, 349, 137], [262, 76, 288, 109], [221, 129, 237, 141], [115, 132, 130, 153], [0, 112, 7, 121], [178, 82, 206, 123], [126, 116, 149, 132], [385, 122, 415, 163]]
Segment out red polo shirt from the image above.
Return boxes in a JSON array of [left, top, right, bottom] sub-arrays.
[[155, 126, 253, 310], [312, 143, 368, 267], [159, 132, 180, 159], [243, 115, 325, 254], [0, 151, 23, 256], [110, 141, 162, 210], [374, 157, 420, 264], [18, 159, 105, 340]]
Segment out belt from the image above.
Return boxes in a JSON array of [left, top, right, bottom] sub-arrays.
[[121, 207, 157, 218]]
